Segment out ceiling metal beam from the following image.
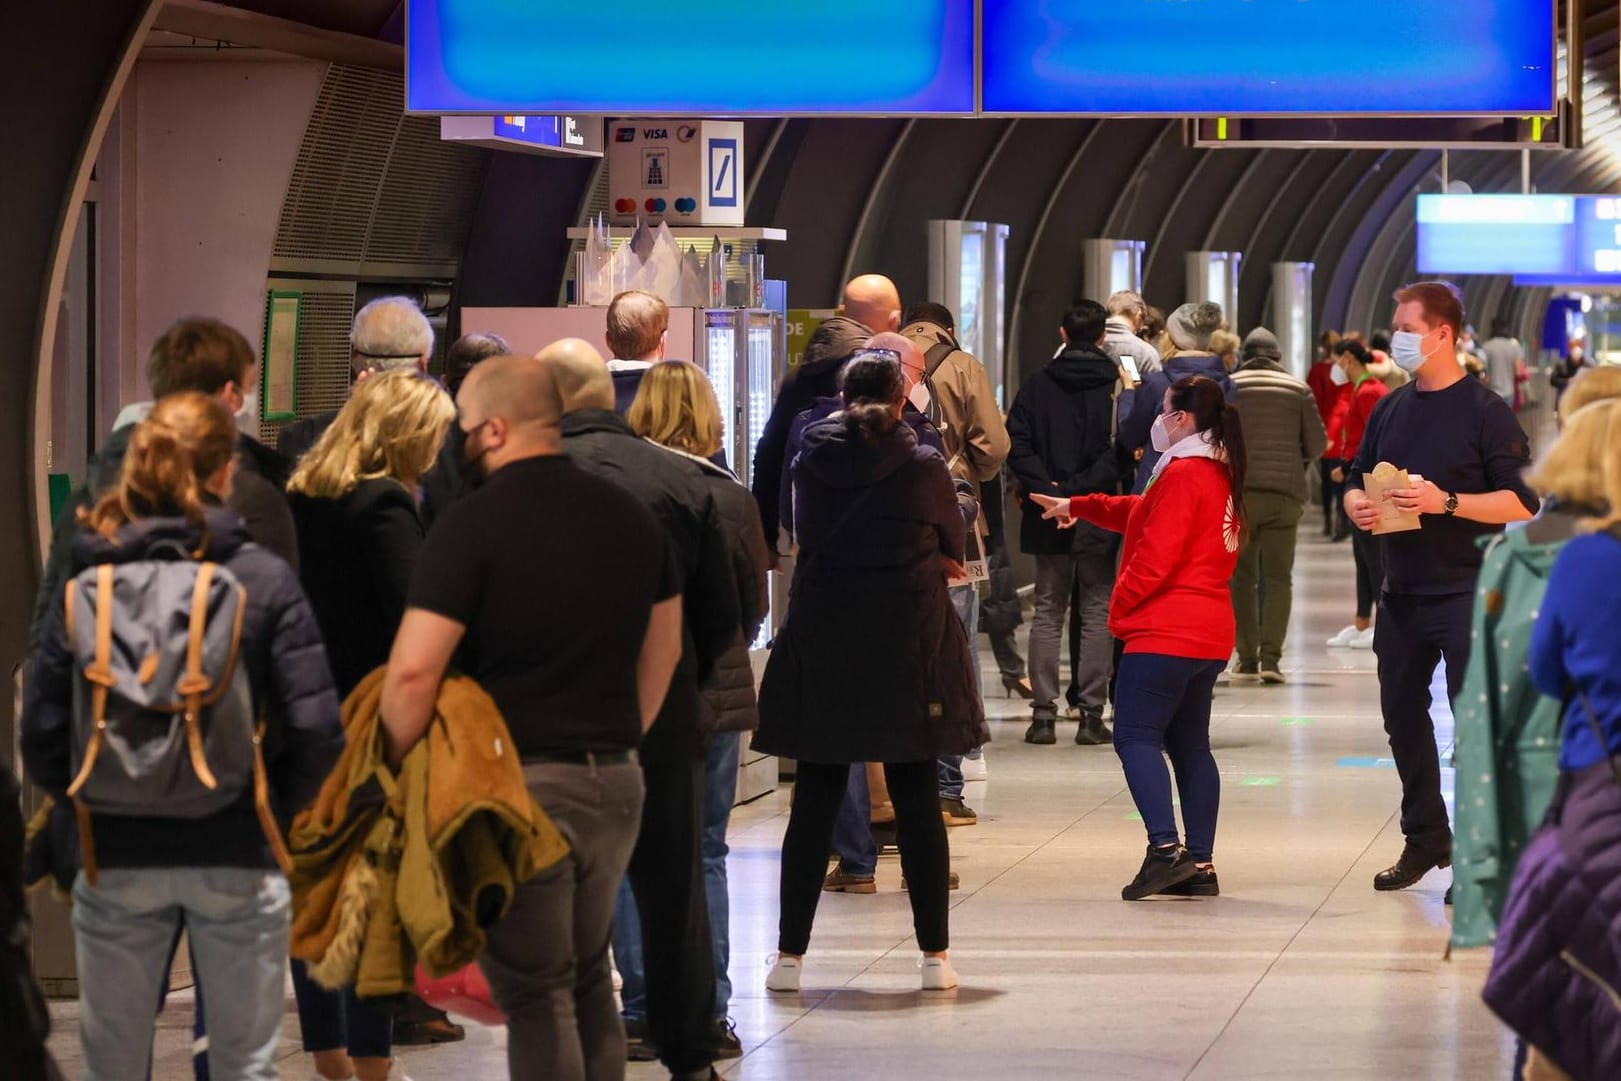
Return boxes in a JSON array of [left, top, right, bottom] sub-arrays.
[[153, 0, 401, 70]]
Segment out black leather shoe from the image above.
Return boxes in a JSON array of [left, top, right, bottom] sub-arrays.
[[1024, 718, 1057, 745], [1373, 843, 1451, 891], [1074, 716, 1112, 746], [1122, 844, 1198, 900]]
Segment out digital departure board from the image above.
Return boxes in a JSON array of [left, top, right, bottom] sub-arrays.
[[1418, 195, 1621, 280]]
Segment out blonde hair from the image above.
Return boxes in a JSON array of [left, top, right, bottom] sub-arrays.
[[83, 393, 237, 552], [1530, 398, 1621, 528], [1559, 366, 1621, 423], [626, 360, 724, 458], [287, 370, 455, 499]]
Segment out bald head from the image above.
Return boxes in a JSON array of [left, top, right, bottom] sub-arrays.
[[841, 274, 902, 334], [862, 331, 925, 393], [459, 355, 562, 430], [536, 338, 617, 413]]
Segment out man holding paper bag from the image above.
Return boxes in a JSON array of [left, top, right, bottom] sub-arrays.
[[1344, 282, 1539, 894]]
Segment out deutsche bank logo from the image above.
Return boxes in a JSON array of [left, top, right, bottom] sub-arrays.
[[708, 138, 738, 208]]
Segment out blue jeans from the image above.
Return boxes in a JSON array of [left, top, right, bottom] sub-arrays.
[[940, 583, 983, 797], [73, 867, 290, 1081], [615, 731, 742, 1021], [1113, 654, 1226, 862], [831, 764, 878, 876], [291, 958, 393, 1058]]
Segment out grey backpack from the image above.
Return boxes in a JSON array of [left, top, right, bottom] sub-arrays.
[[63, 558, 289, 879]]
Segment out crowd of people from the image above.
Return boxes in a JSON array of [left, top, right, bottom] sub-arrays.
[[5, 270, 1618, 1081]]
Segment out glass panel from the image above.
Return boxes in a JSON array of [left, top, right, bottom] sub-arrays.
[[958, 229, 984, 360], [745, 310, 779, 649], [704, 311, 736, 471]]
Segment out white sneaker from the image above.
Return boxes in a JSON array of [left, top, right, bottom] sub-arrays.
[[1349, 627, 1377, 650], [1325, 625, 1360, 647], [960, 752, 988, 782], [920, 955, 959, 991], [766, 954, 802, 992]]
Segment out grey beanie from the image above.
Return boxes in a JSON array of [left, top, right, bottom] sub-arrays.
[[1167, 302, 1224, 352], [1241, 327, 1282, 364]]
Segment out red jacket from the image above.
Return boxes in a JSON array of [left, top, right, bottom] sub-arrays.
[[1308, 362, 1348, 433], [1069, 457, 1239, 661], [1335, 375, 1389, 464]]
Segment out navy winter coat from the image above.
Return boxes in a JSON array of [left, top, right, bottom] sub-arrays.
[[1117, 352, 1235, 493], [22, 509, 344, 871], [753, 416, 988, 764]]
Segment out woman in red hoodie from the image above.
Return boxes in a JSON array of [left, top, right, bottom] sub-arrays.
[[1033, 376, 1247, 900]]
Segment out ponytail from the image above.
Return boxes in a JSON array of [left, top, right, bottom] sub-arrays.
[[838, 352, 906, 445], [1167, 375, 1248, 530], [82, 392, 238, 554]]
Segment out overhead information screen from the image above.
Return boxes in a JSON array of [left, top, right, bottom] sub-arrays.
[[1417, 195, 1621, 281], [407, 0, 975, 115], [982, 0, 1556, 116]]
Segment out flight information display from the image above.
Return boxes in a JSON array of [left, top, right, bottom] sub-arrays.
[[407, 0, 975, 115], [982, 0, 1556, 116], [1418, 195, 1621, 281]]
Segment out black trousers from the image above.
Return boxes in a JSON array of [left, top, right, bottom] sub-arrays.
[[1319, 458, 1345, 535], [1372, 591, 1471, 855], [1351, 528, 1385, 621], [627, 709, 714, 1075], [780, 760, 949, 954]]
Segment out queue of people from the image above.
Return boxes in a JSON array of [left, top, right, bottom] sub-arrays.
[[10, 272, 1614, 1081]]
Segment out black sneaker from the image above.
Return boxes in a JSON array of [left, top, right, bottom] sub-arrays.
[[1074, 716, 1112, 746], [712, 1017, 743, 1060], [1373, 842, 1452, 892], [624, 1017, 659, 1062], [1157, 867, 1220, 897], [1024, 718, 1057, 745], [1122, 844, 1198, 901]]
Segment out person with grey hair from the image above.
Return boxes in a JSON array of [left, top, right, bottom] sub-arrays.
[[277, 296, 435, 462], [1116, 302, 1235, 493], [1103, 290, 1163, 382]]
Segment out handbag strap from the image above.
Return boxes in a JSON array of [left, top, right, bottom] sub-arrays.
[[1573, 688, 1621, 788]]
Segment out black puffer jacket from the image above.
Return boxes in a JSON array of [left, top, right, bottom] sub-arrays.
[[31, 424, 298, 650], [751, 315, 874, 552], [22, 509, 344, 870], [659, 447, 770, 734], [1007, 344, 1122, 556], [754, 417, 988, 764]]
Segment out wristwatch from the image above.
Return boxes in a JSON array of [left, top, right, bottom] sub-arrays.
[[1444, 491, 1459, 517]]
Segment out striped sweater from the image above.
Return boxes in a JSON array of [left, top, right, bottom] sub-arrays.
[[1230, 358, 1328, 502]]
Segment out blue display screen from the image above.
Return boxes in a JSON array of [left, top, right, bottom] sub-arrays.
[[408, 0, 975, 114], [982, 0, 1555, 116], [1417, 195, 1621, 282]]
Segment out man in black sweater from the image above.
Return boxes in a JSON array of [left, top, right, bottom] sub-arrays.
[[1346, 281, 1538, 894], [542, 338, 741, 1081]]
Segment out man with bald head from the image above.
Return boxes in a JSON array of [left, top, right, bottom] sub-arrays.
[[539, 339, 740, 1081], [751, 273, 903, 557], [378, 352, 686, 1079]]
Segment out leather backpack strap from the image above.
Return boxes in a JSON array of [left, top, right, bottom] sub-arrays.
[[1574, 689, 1621, 788], [178, 563, 220, 790], [251, 723, 293, 875], [66, 565, 116, 799]]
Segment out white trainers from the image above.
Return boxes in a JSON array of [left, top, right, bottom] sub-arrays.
[[766, 954, 802, 992], [1325, 625, 1360, 647], [1349, 627, 1377, 650], [920, 955, 959, 991], [960, 752, 988, 782]]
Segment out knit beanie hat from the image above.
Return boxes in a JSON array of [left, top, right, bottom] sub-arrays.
[[1167, 302, 1224, 352], [1241, 327, 1282, 365]]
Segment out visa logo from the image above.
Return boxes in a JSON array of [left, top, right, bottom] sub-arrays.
[[642, 128, 669, 140]]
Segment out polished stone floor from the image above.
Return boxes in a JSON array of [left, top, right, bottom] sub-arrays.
[[48, 528, 1515, 1080]]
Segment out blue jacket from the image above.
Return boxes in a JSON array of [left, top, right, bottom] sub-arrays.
[[23, 509, 343, 871], [1530, 529, 1621, 770], [1117, 352, 1235, 494]]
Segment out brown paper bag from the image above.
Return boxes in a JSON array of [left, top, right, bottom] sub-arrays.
[[1365, 462, 1423, 535]]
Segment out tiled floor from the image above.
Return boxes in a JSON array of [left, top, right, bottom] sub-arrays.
[[48, 530, 1516, 1080]]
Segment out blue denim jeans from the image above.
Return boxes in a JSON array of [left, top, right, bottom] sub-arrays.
[[73, 867, 290, 1081], [1113, 654, 1227, 861], [615, 730, 742, 1021], [939, 582, 983, 797], [831, 764, 878, 876], [290, 957, 393, 1058]]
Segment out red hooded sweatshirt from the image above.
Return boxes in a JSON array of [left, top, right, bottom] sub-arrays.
[[1069, 457, 1239, 660]]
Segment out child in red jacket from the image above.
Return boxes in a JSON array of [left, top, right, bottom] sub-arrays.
[[1034, 376, 1246, 901]]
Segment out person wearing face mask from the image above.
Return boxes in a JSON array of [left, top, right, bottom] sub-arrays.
[[1117, 301, 1235, 494], [1344, 281, 1539, 896], [1032, 376, 1247, 900], [1323, 340, 1390, 651], [1309, 330, 1352, 541]]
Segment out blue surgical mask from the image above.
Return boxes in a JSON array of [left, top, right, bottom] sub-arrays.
[[1390, 330, 1428, 373]]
